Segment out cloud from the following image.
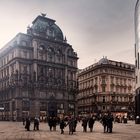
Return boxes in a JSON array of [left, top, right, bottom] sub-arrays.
[[0, 0, 137, 69]]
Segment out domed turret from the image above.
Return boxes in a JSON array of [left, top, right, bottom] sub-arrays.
[[98, 56, 109, 64], [27, 14, 64, 41]]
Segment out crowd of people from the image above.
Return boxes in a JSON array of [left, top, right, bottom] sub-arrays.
[[23, 113, 117, 134]]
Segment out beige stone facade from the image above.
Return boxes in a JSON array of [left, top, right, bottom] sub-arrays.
[[0, 15, 78, 121], [77, 57, 135, 117]]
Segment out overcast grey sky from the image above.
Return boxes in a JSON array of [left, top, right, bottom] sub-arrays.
[[0, 0, 137, 69]]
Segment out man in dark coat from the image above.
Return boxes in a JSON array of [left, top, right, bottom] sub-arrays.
[[82, 117, 88, 132], [25, 117, 31, 131], [67, 117, 75, 135], [101, 114, 108, 133], [107, 113, 114, 133], [52, 117, 57, 131], [88, 116, 95, 132], [34, 117, 39, 130], [60, 118, 66, 134], [73, 118, 78, 132], [48, 117, 53, 131]]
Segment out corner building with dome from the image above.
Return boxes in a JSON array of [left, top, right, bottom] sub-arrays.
[[0, 14, 78, 121], [77, 57, 135, 117]]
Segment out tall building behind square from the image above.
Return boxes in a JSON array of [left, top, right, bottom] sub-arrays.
[[77, 57, 135, 117], [0, 14, 78, 121]]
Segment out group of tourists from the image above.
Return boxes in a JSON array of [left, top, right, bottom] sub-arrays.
[[23, 113, 114, 134], [101, 113, 114, 133], [60, 117, 77, 135], [48, 116, 58, 131], [81, 115, 96, 132], [24, 116, 40, 131]]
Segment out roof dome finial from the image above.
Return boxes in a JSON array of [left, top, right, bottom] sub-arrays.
[[41, 13, 46, 17], [98, 56, 109, 64], [64, 36, 67, 43]]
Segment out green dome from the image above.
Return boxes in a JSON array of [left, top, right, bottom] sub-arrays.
[[29, 15, 64, 41]]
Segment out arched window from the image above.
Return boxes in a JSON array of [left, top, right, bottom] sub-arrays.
[[38, 45, 45, 51], [48, 47, 54, 53], [56, 49, 61, 55]]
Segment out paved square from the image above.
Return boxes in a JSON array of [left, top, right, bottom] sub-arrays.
[[0, 121, 140, 140]]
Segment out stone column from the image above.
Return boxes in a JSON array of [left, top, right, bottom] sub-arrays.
[[9, 101, 13, 121], [32, 39, 38, 59]]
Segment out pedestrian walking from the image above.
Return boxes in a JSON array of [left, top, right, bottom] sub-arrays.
[[52, 117, 57, 131], [48, 117, 53, 131], [82, 117, 88, 132], [67, 117, 75, 135], [107, 113, 114, 133], [88, 115, 95, 132], [59, 118, 66, 134], [25, 117, 31, 131], [101, 114, 108, 133], [73, 118, 78, 132], [34, 117, 39, 130]]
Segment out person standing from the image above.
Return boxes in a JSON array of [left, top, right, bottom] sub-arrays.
[[101, 114, 108, 133], [82, 117, 88, 132], [25, 117, 31, 131], [73, 118, 78, 132], [52, 117, 57, 131], [88, 116, 95, 132], [48, 117, 53, 131], [59, 118, 66, 134], [107, 113, 114, 133], [34, 117, 39, 130], [67, 117, 75, 135]]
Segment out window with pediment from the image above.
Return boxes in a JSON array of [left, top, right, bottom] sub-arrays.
[[56, 49, 62, 63], [39, 45, 45, 51], [22, 100, 30, 111], [47, 47, 54, 62], [23, 51, 27, 58], [67, 49, 73, 56], [48, 47, 54, 54]]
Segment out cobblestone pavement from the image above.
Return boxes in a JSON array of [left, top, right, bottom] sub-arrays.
[[0, 121, 140, 140]]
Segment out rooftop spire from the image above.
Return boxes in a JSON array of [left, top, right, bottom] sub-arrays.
[[64, 36, 67, 43]]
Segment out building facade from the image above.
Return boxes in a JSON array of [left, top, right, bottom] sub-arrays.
[[135, 0, 140, 118], [77, 57, 135, 117], [0, 14, 78, 121]]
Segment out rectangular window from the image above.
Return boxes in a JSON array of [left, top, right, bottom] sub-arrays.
[[103, 96, 105, 103], [23, 51, 27, 58], [102, 86, 106, 92]]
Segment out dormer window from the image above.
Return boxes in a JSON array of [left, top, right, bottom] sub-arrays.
[[39, 45, 44, 51]]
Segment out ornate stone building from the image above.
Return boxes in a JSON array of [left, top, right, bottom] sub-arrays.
[[0, 14, 78, 121], [77, 57, 135, 117], [135, 0, 140, 118]]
